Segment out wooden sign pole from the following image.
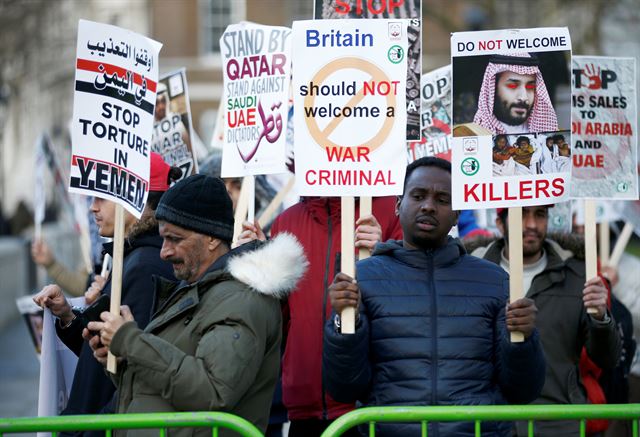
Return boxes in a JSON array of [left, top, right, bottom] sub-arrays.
[[340, 196, 356, 334], [584, 200, 598, 315], [232, 176, 251, 244], [107, 204, 125, 374], [258, 176, 295, 229], [246, 175, 255, 224], [599, 219, 610, 267], [609, 222, 634, 268], [508, 207, 524, 343], [358, 197, 373, 260]]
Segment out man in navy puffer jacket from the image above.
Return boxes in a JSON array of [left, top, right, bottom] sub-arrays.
[[323, 157, 546, 436]]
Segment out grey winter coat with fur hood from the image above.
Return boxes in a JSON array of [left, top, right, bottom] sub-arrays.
[[109, 234, 307, 437]]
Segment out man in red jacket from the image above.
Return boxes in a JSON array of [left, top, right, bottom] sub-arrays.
[[240, 196, 402, 436]]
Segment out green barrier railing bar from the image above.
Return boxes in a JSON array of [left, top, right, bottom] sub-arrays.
[[0, 412, 263, 437], [321, 404, 640, 437]]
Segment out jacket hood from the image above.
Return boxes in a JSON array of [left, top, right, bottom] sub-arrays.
[[467, 233, 584, 261], [227, 232, 308, 299], [103, 230, 163, 257], [372, 236, 466, 269]]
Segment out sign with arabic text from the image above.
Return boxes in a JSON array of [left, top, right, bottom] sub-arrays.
[[220, 22, 292, 177], [70, 19, 162, 218], [292, 18, 408, 196]]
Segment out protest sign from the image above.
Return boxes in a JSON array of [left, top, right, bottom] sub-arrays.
[[151, 68, 197, 179], [570, 56, 638, 199], [451, 27, 572, 210], [408, 65, 452, 162], [220, 22, 292, 177], [315, 0, 421, 140], [292, 18, 409, 197], [69, 19, 162, 218], [451, 27, 572, 340], [36, 308, 79, 430]]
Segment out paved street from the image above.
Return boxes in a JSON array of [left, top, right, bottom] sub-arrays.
[[0, 316, 40, 419]]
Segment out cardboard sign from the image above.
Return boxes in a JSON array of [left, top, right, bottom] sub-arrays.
[[570, 56, 638, 199], [408, 65, 452, 162], [450, 27, 572, 209], [151, 69, 197, 179], [292, 19, 408, 197], [220, 22, 292, 177], [315, 0, 422, 140], [69, 20, 162, 218]]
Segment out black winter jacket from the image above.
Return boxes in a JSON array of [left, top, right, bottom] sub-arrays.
[[323, 238, 545, 437], [56, 231, 175, 425]]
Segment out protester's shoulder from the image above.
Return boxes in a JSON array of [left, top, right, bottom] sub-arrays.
[[271, 202, 308, 232], [459, 253, 508, 283]]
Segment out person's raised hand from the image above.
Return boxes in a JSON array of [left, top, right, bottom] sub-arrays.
[[85, 275, 107, 305], [506, 297, 537, 339], [31, 239, 55, 267], [235, 220, 266, 248], [355, 215, 382, 251], [329, 272, 360, 315], [33, 284, 73, 324]]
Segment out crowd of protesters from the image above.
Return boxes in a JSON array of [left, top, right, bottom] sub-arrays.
[[29, 152, 638, 437]]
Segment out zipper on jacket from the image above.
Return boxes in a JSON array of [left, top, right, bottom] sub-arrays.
[[427, 252, 439, 437], [320, 203, 333, 421]]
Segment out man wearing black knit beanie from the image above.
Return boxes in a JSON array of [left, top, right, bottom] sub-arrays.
[[88, 174, 308, 437]]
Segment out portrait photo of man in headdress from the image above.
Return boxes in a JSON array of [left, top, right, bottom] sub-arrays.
[[453, 51, 570, 137]]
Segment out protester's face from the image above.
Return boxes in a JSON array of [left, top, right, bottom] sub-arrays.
[[546, 138, 553, 149], [498, 206, 548, 258], [495, 136, 507, 148], [159, 221, 212, 283], [494, 71, 536, 126], [90, 197, 116, 237], [517, 140, 530, 149], [397, 166, 459, 250], [155, 94, 167, 121]]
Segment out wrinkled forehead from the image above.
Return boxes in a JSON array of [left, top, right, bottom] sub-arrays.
[[159, 220, 190, 236]]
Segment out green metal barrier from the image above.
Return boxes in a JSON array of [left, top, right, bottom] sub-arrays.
[[0, 412, 263, 436], [321, 404, 640, 437]]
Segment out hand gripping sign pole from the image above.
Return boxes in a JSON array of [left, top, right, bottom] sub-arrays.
[[341, 197, 356, 334], [340, 195, 372, 334], [507, 207, 525, 343], [107, 204, 125, 373]]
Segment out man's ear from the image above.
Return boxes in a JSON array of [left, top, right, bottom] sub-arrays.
[[208, 237, 222, 252], [395, 195, 402, 216]]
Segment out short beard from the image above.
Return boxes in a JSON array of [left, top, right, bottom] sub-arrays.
[[494, 100, 532, 126]]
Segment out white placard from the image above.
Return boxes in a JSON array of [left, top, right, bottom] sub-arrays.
[[69, 19, 162, 218], [292, 19, 409, 197], [451, 27, 572, 210], [220, 22, 292, 177]]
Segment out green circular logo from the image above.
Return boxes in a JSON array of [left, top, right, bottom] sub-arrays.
[[617, 181, 629, 192], [387, 45, 404, 64], [461, 157, 479, 176]]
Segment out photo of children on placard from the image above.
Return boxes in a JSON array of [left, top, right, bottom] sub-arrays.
[[452, 51, 571, 138], [492, 130, 571, 176]]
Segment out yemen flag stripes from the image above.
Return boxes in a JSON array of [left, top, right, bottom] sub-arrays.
[[75, 81, 154, 115], [76, 59, 157, 92]]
